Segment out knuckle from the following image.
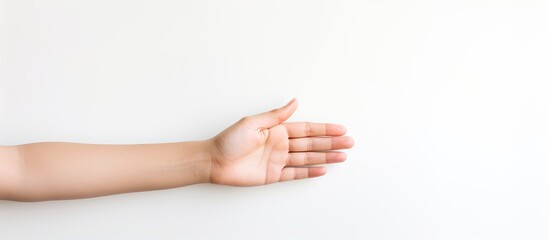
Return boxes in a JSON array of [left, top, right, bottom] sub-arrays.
[[305, 122, 312, 136], [307, 139, 314, 151], [239, 116, 252, 123]]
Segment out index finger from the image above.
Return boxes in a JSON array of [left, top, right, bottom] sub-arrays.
[[283, 122, 347, 138]]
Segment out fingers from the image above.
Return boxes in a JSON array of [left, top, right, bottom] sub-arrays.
[[284, 122, 346, 138], [289, 136, 354, 152], [278, 121, 351, 182], [246, 99, 298, 129], [286, 152, 346, 166], [279, 167, 326, 182]]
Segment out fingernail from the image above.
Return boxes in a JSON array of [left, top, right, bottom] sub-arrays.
[[286, 98, 296, 106]]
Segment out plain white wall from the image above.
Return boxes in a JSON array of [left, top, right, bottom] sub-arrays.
[[1, 0, 548, 239]]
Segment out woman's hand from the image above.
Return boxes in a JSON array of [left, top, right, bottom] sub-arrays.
[[0, 99, 353, 201], [209, 99, 354, 186]]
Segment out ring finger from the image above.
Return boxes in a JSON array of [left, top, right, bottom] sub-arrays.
[[289, 136, 354, 152]]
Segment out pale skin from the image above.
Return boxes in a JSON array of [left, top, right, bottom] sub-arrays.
[[0, 99, 354, 201]]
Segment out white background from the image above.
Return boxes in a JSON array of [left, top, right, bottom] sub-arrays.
[[1, 0, 548, 239]]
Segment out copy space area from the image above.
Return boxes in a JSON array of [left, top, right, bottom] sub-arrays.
[[1, 1, 548, 239]]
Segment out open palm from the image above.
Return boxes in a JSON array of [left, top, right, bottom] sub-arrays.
[[209, 99, 354, 186]]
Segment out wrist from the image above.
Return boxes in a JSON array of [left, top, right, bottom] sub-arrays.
[[169, 141, 212, 185], [197, 140, 213, 184]]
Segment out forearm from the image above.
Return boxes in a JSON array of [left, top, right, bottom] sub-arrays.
[[0, 100, 353, 201], [3, 141, 212, 201]]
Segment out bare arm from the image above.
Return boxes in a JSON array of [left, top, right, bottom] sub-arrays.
[[0, 99, 354, 201], [2, 141, 211, 201]]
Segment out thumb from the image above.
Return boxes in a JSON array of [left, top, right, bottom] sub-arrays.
[[248, 98, 298, 129]]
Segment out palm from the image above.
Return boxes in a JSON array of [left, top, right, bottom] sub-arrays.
[[210, 121, 288, 185], [209, 99, 353, 186]]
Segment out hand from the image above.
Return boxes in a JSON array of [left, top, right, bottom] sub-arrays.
[[0, 99, 353, 201], [208, 99, 354, 186]]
